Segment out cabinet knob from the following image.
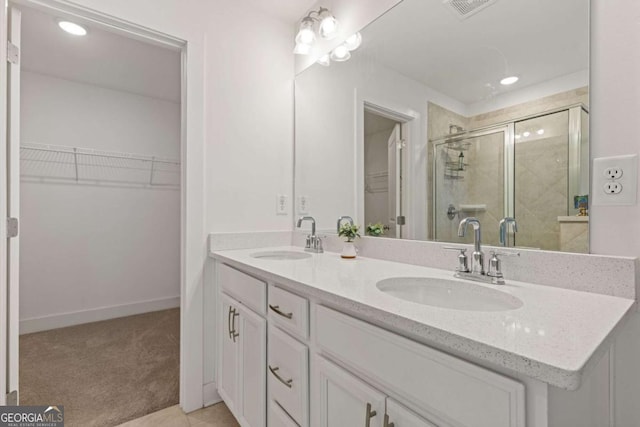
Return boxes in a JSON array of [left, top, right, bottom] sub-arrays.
[[268, 365, 293, 388], [269, 304, 293, 319], [365, 403, 377, 427], [384, 413, 395, 427]]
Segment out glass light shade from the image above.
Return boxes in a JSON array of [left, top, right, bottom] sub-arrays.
[[295, 18, 316, 45], [330, 45, 351, 62], [318, 9, 338, 39], [344, 33, 362, 51], [500, 76, 519, 85], [58, 21, 87, 36], [317, 54, 331, 66], [293, 43, 312, 55]]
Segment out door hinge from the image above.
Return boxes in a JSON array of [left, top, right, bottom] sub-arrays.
[[7, 41, 19, 64], [6, 390, 17, 406], [396, 216, 406, 226], [7, 217, 19, 238]]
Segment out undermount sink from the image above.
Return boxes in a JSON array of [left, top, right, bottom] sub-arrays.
[[376, 277, 523, 312], [250, 250, 311, 260]]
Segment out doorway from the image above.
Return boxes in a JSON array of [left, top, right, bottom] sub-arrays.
[[10, 3, 183, 425]]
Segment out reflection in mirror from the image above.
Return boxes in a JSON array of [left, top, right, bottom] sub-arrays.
[[295, 0, 589, 253]]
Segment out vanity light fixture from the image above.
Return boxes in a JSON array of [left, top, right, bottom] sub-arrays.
[[330, 45, 351, 62], [317, 54, 331, 67], [500, 76, 519, 85], [58, 20, 87, 36], [294, 7, 339, 55], [343, 32, 362, 51]]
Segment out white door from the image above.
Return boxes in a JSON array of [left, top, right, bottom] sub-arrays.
[[1, 5, 21, 406], [237, 303, 266, 427], [315, 355, 385, 427], [386, 398, 439, 427], [219, 294, 240, 415], [387, 124, 402, 238]]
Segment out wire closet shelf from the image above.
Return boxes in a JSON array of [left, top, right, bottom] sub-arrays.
[[20, 143, 181, 189]]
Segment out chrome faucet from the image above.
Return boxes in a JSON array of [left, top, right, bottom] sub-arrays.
[[297, 216, 323, 253], [499, 217, 518, 247], [336, 216, 354, 233], [444, 217, 520, 285], [458, 217, 484, 275]]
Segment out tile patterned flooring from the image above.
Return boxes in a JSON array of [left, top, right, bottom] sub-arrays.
[[117, 403, 239, 427]]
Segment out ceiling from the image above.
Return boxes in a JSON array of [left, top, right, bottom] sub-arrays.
[[244, 0, 316, 23], [358, 0, 589, 105], [20, 6, 181, 103]]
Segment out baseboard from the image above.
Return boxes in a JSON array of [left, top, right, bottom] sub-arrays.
[[20, 296, 180, 334], [203, 382, 222, 407]]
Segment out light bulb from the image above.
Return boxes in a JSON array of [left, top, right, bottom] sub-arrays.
[[293, 43, 312, 55], [330, 45, 351, 62], [500, 76, 519, 85], [58, 21, 87, 36], [295, 18, 316, 45], [318, 9, 338, 39], [317, 54, 331, 66], [344, 33, 362, 51]]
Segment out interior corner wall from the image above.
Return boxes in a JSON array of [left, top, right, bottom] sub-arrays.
[[19, 71, 181, 331], [590, 1, 640, 426]]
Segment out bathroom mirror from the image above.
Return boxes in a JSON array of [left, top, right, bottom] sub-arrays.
[[294, 0, 589, 253]]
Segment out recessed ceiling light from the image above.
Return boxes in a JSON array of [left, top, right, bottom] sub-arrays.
[[58, 20, 87, 36], [537, 129, 545, 135], [500, 76, 519, 86], [522, 131, 531, 137]]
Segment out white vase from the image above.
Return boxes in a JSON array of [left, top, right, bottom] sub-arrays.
[[341, 241, 357, 259]]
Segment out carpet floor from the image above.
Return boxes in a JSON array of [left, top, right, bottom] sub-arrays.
[[20, 308, 180, 427]]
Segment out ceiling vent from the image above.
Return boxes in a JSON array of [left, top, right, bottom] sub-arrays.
[[443, 0, 498, 20]]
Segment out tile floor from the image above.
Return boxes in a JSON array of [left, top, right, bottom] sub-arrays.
[[116, 403, 239, 427]]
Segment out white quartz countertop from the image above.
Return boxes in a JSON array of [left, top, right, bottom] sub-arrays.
[[211, 246, 635, 390]]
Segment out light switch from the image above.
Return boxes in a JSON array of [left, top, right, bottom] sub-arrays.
[[297, 195, 311, 215], [276, 194, 288, 215]]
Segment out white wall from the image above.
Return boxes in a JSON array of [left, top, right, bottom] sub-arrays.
[[295, 48, 467, 237], [590, 1, 640, 426], [20, 71, 180, 331]]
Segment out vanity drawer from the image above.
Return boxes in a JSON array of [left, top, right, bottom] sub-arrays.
[[268, 285, 309, 339], [314, 305, 525, 427], [218, 263, 266, 315], [268, 326, 309, 426], [268, 400, 300, 427]]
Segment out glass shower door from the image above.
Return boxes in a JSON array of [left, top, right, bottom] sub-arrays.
[[433, 126, 511, 246]]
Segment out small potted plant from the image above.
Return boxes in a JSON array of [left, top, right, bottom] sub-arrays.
[[338, 223, 360, 259], [366, 223, 386, 237]]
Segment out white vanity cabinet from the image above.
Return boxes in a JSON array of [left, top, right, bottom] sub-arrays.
[[217, 265, 267, 427], [314, 355, 435, 427]]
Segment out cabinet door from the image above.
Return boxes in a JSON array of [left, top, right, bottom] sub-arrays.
[[386, 398, 439, 427], [314, 355, 385, 427], [219, 293, 240, 415], [269, 400, 300, 427], [238, 303, 267, 427]]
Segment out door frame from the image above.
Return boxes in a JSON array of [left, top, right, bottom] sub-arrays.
[[2, 0, 206, 411], [355, 92, 422, 240]]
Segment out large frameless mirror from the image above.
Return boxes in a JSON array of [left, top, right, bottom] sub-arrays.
[[294, 0, 589, 253]]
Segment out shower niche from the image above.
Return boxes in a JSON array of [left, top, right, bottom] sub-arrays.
[[431, 104, 589, 252]]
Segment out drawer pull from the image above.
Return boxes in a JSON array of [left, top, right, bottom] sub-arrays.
[[269, 304, 293, 319], [227, 306, 234, 339], [365, 403, 377, 427], [268, 365, 293, 388], [384, 414, 394, 427]]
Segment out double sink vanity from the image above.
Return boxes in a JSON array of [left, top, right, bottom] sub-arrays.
[[209, 230, 637, 427]]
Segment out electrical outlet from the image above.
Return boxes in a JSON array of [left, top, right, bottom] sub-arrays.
[[603, 181, 622, 194], [592, 154, 638, 206], [603, 167, 623, 180], [297, 195, 311, 214], [276, 194, 289, 215]]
